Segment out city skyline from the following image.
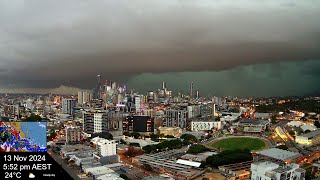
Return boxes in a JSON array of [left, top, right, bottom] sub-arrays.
[[0, 1, 320, 96]]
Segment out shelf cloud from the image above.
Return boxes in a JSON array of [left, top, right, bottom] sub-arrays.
[[0, 0, 319, 95]]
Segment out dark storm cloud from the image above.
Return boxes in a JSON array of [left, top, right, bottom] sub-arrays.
[[128, 60, 320, 97], [0, 0, 320, 95]]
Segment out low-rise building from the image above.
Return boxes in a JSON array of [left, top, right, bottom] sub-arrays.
[[158, 127, 182, 137], [218, 161, 252, 180], [237, 118, 269, 133], [65, 126, 81, 144], [190, 117, 222, 131], [254, 148, 302, 165], [295, 130, 320, 146], [94, 138, 117, 157], [251, 161, 305, 180]]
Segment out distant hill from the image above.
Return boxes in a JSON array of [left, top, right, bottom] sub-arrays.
[[0, 85, 91, 95]]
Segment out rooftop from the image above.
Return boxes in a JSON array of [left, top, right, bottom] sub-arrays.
[[298, 130, 320, 139], [96, 173, 124, 180], [257, 148, 302, 161], [239, 118, 269, 126]]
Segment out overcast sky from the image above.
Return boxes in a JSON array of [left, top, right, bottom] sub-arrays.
[[0, 0, 319, 96]]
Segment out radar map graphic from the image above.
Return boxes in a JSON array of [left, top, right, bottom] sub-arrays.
[[0, 122, 47, 152]]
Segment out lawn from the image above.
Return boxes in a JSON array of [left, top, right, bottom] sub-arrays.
[[212, 137, 266, 151]]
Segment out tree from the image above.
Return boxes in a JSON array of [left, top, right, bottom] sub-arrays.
[[131, 132, 141, 139], [165, 135, 175, 138], [129, 143, 140, 147], [277, 145, 289, 150], [142, 139, 183, 154], [123, 147, 142, 157], [314, 121, 320, 128], [48, 130, 57, 141], [187, 144, 209, 154], [120, 174, 131, 180], [91, 132, 113, 140], [150, 134, 159, 141], [206, 149, 253, 167], [143, 164, 153, 171], [180, 134, 198, 145], [120, 139, 127, 145], [26, 114, 42, 121], [142, 145, 157, 154], [304, 130, 311, 134], [271, 115, 277, 124], [288, 130, 295, 136]]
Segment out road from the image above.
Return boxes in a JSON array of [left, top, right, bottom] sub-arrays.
[[49, 149, 82, 180]]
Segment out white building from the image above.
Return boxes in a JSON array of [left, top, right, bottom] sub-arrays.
[[83, 112, 108, 135], [62, 99, 76, 115], [135, 95, 143, 115], [93, 138, 117, 157], [164, 109, 188, 128], [94, 113, 104, 133], [251, 161, 306, 180], [191, 119, 222, 131]]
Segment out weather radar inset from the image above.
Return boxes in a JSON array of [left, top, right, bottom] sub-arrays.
[[0, 122, 47, 152]]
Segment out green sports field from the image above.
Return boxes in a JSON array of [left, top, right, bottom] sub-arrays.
[[211, 137, 266, 151]]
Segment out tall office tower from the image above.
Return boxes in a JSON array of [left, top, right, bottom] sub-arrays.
[[97, 74, 101, 85], [196, 90, 199, 99], [162, 81, 166, 90], [94, 75, 102, 99], [62, 99, 76, 115], [190, 82, 194, 99], [134, 95, 143, 114]]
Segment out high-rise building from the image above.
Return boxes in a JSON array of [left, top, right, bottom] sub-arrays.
[[83, 112, 108, 135], [62, 99, 76, 115], [78, 91, 91, 105], [94, 75, 102, 99], [164, 109, 188, 128], [83, 111, 124, 136], [134, 95, 143, 114], [190, 82, 194, 99], [196, 90, 199, 99], [162, 81, 166, 90], [187, 105, 201, 118]]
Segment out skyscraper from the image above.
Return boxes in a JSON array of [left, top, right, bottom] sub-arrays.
[[162, 81, 166, 90], [97, 74, 101, 86], [196, 90, 199, 99], [62, 99, 76, 115], [94, 75, 102, 99], [190, 82, 194, 99]]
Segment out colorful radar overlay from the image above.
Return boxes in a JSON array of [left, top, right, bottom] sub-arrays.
[[0, 122, 46, 152]]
